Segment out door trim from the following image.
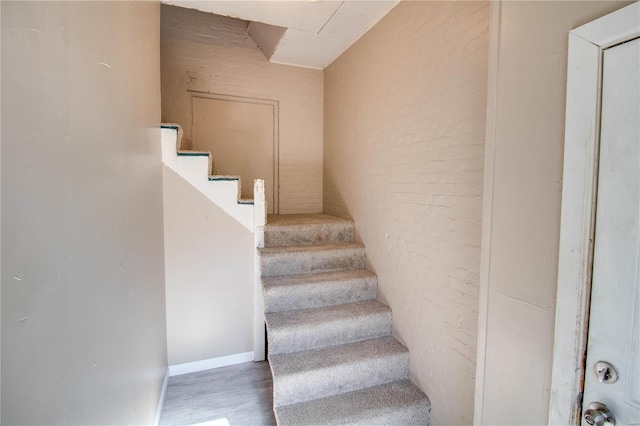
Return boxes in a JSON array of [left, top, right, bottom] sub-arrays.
[[187, 90, 280, 214], [549, 3, 639, 424], [473, 1, 501, 423]]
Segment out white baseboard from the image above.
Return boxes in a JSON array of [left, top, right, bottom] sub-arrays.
[[169, 351, 255, 377], [153, 368, 170, 426]]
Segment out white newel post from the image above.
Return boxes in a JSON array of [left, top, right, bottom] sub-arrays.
[[253, 179, 267, 361]]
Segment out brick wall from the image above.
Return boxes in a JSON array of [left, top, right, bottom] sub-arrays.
[[161, 5, 323, 214], [323, 2, 489, 424]]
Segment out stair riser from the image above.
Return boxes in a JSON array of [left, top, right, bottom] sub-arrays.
[[272, 352, 409, 407], [266, 311, 392, 355], [260, 248, 365, 277], [265, 223, 355, 247], [263, 277, 377, 313], [275, 402, 430, 426]]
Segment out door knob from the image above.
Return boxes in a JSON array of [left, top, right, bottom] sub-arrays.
[[583, 402, 615, 426]]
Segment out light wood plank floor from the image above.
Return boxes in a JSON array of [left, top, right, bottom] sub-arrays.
[[160, 361, 276, 425]]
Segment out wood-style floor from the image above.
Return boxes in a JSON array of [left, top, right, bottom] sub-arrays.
[[160, 361, 277, 425]]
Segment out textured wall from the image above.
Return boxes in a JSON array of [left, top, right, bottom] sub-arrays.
[[323, 2, 489, 424], [162, 165, 254, 366], [1, 2, 166, 424], [476, 1, 634, 424], [161, 5, 323, 214]]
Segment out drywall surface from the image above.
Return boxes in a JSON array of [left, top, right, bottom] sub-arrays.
[[475, 1, 634, 424], [323, 2, 489, 424], [161, 5, 323, 214], [1, 2, 167, 424], [247, 21, 286, 60], [162, 165, 254, 365]]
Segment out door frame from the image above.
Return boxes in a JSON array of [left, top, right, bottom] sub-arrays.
[[187, 90, 280, 214], [549, 3, 639, 424]]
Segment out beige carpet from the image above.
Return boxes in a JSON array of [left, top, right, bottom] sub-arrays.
[[259, 214, 431, 425]]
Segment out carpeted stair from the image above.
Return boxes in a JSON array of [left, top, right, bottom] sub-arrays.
[[259, 214, 431, 425]]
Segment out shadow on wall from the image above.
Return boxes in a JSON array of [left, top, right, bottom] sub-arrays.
[[162, 165, 254, 366], [322, 174, 352, 221]]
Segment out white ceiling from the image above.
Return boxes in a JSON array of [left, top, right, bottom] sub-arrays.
[[161, 0, 399, 69]]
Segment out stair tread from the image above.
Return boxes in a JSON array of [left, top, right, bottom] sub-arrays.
[[263, 270, 378, 313], [264, 214, 355, 248], [259, 243, 365, 278], [266, 300, 391, 354], [269, 336, 406, 377], [275, 379, 431, 425], [266, 213, 353, 228], [266, 299, 389, 331], [262, 269, 376, 288], [259, 242, 364, 255]]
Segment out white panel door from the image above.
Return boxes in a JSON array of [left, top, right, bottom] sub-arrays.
[[582, 38, 640, 426]]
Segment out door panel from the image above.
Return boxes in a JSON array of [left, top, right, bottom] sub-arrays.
[[583, 38, 640, 425], [192, 96, 276, 214]]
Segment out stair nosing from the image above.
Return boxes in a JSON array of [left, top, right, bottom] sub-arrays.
[[262, 269, 377, 288], [265, 220, 353, 229], [266, 214, 354, 227], [258, 242, 365, 255]]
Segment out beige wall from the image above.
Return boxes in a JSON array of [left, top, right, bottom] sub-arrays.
[[1, 2, 167, 424], [162, 165, 254, 366], [0, 3, 3, 418], [324, 2, 490, 424], [192, 96, 277, 213], [161, 5, 324, 214], [475, 1, 634, 424]]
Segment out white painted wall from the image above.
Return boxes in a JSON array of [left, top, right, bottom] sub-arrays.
[[161, 5, 324, 214], [475, 1, 634, 424], [1, 2, 167, 424], [323, 2, 490, 424], [162, 165, 254, 366]]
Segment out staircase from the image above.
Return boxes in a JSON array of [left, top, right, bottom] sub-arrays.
[[160, 123, 264, 232], [161, 124, 429, 423], [259, 214, 431, 425]]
